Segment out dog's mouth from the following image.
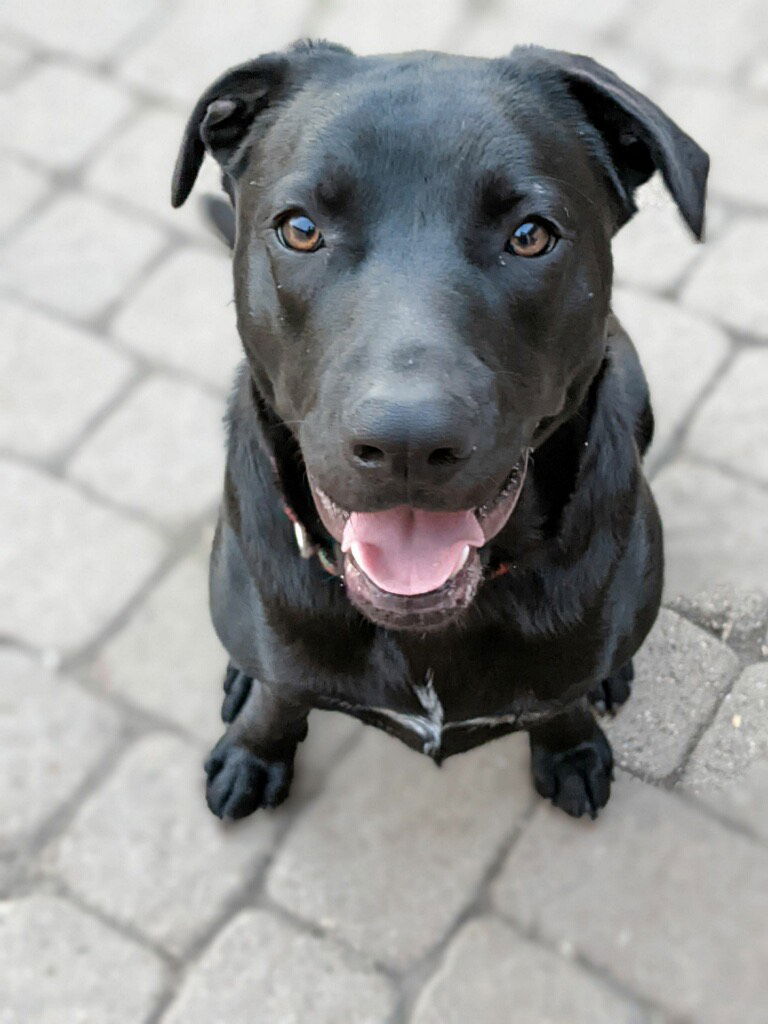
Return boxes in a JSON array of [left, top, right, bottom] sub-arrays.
[[309, 451, 529, 630]]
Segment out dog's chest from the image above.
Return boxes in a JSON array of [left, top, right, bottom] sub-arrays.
[[320, 668, 550, 761]]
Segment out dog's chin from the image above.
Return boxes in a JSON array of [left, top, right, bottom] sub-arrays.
[[309, 452, 529, 631]]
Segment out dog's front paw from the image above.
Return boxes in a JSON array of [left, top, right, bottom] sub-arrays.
[[531, 729, 613, 820], [204, 738, 293, 820]]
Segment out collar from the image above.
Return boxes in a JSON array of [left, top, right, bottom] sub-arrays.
[[280, 499, 343, 576]]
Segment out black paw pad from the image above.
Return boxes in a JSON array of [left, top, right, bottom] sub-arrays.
[[531, 730, 614, 820], [204, 740, 293, 820], [589, 661, 634, 715], [221, 667, 253, 723]]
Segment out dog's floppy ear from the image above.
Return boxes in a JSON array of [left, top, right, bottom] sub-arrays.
[[171, 54, 288, 208], [171, 42, 353, 209], [536, 48, 709, 239]]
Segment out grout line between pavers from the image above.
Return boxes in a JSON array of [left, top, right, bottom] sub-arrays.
[[142, 724, 371, 1022], [52, 879, 181, 968], [684, 454, 768, 496], [495, 906, 671, 1024], [5, 719, 138, 895], [672, 783, 768, 853], [664, 661, 746, 791], [68, 664, 215, 754], [59, 510, 218, 674], [647, 342, 737, 482], [0, 445, 179, 540], [389, 792, 540, 1024], [45, 365, 148, 471], [0, 23, 190, 113]]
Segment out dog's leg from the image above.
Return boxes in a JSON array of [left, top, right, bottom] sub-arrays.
[[205, 663, 308, 820], [588, 659, 634, 715], [528, 700, 613, 819]]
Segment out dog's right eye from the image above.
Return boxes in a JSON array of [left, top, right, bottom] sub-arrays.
[[276, 212, 324, 253], [506, 218, 558, 258]]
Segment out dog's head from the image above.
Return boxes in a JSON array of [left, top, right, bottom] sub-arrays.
[[173, 41, 707, 630]]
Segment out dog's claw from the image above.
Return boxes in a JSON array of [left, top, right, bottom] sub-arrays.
[[221, 666, 254, 723], [531, 731, 614, 819], [205, 739, 293, 819], [589, 660, 634, 716]]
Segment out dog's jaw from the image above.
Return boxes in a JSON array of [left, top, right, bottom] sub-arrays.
[[308, 452, 529, 630]]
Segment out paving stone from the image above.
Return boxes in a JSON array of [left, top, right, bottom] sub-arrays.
[[685, 349, 768, 483], [1, 0, 159, 60], [668, 585, 768, 654], [747, 56, 768, 94], [119, 0, 313, 105], [0, 193, 167, 320], [611, 287, 729, 464], [682, 663, 768, 841], [0, 461, 165, 652], [86, 106, 227, 241], [652, 460, 768, 595], [658, 83, 768, 209], [413, 916, 642, 1024], [47, 733, 280, 956], [0, 298, 134, 460], [314, 0, 462, 54], [267, 729, 532, 970], [161, 909, 395, 1024], [625, 0, 763, 79], [603, 609, 739, 780], [88, 548, 226, 743], [0, 153, 50, 235], [493, 773, 768, 1023], [111, 247, 241, 390], [455, 0, 635, 57], [68, 374, 225, 526], [0, 649, 120, 851], [458, 9, 599, 57], [292, 710, 363, 803], [612, 178, 704, 292], [681, 217, 768, 339], [0, 39, 30, 86], [0, 63, 134, 169], [0, 894, 166, 1024]]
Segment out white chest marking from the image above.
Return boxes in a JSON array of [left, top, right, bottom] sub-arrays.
[[369, 668, 444, 755], [366, 669, 527, 756]]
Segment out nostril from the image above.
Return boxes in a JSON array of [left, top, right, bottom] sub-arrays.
[[353, 443, 386, 467], [427, 446, 462, 467]]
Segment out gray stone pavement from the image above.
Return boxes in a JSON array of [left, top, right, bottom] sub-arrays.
[[1, 0, 767, 1020]]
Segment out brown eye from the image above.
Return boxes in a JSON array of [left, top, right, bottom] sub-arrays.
[[277, 212, 323, 252], [506, 219, 557, 257]]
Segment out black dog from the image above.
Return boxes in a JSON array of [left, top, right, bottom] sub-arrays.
[[172, 41, 707, 820]]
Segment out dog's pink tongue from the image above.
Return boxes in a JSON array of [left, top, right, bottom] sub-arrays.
[[342, 507, 484, 596]]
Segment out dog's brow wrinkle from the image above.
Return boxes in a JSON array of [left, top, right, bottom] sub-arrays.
[[532, 174, 599, 211]]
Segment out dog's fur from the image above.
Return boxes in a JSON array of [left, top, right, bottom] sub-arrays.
[[172, 41, 708, 820]]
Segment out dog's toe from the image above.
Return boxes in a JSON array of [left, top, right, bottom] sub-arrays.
[[205, 740, 293, 820], [531, 731, 613, 819], [588, 660, 633, 715], [221, 666, 254, 723]]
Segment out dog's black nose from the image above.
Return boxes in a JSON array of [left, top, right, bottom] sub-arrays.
[[345, 396, 477, 481]]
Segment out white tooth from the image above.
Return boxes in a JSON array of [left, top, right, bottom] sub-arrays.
[[350, 542, 364, 567], [458, 545, 470, 569]]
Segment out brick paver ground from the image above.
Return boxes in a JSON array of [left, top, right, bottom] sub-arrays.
[[1, 1, 767, 1021]]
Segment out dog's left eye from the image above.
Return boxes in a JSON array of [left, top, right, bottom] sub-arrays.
[[506, 218, 558, 257], [276, 212, 324, 252]]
